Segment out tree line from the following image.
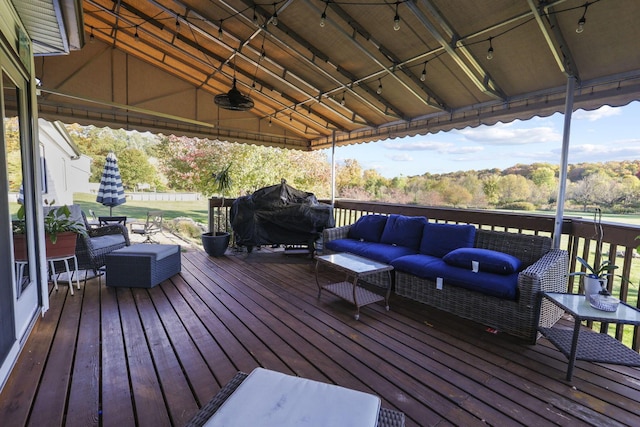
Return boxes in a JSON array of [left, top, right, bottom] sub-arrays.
[[68, 126, 640, 213]]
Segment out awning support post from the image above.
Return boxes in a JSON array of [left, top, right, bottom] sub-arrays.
[[331, 130, 336, 206], [553, 75, 576, 249]]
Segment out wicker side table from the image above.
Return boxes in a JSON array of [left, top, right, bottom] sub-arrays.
[[539, 292, 640, 381], [185, 372, 405, 427]]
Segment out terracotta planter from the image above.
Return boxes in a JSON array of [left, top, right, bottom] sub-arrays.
[[13, 231, 77, 260]]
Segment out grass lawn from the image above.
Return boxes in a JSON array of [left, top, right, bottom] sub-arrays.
[[72, 192, 209, 225]]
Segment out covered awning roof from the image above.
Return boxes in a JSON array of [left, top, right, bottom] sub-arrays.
[[28, 0, 640, 151]]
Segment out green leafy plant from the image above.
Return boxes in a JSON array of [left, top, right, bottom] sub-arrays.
[[13, 201, 87, 244], [211, 164, 233, 233]]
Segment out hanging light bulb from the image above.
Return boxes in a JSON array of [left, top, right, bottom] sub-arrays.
[[420, 61, 427, 82], [272, 4, 278, 26], [175, 15, 181, 32], [486, 38, 494, 60], [218, 20, 224, 40], [253, 7, 259, 26], [268, 116, 273, 127], [134, 25, 139, 42], [341, 92, 346, 106], [576, 3, 589, 34], [393, 3, 400, 31], [320, 2, 328, 27], [89, 26, 95, 43], [377, 79, 383, 95]]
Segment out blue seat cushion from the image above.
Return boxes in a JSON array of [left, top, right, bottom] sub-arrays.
[[393, 255, 518, 300], [443, 248, 522, 275], [379, 214, 428, 250], [347, 215, 388, 242], [325, 239, 417, 264], [420, 223, 476, 258]]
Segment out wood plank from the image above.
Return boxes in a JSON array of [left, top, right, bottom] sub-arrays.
[[0, 285, 63, 426], [2, 246, 640, 427], [101, 284, 135, 427], [27, 288, 82, 426], [117, 288, 169, 427], [66, 278, 101, 426]]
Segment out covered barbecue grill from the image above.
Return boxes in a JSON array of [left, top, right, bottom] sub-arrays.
[[230, 180, 334, 253]]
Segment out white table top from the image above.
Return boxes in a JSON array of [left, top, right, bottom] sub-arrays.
[[204, 368, 381, 427], [544, 292, 640, 324], [316, 252, 392, 274]]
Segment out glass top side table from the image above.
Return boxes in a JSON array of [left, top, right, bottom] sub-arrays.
[[539, 292, 640, 381]]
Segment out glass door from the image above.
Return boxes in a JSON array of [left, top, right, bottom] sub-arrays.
[[1, 59, 39, 369]]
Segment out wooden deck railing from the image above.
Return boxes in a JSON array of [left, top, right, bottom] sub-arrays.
[[209, 197, 640, 351]]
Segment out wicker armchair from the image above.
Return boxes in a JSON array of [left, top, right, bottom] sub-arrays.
[[45, 205, 130, 277]]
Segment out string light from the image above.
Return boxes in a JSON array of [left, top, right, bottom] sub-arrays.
[[268, 116, 273, 126], [134, 25, 139, 42], [576, 3, 589, 33], [253, 7, 259, 26], [420, 61, 427, 82], [271, 4, 278, 26], [320, 2, 328, 27], [341, 91, 346, 105], [175, 14, 180, 32], [218, 20, 224, 40], [486, 37, 494, 60], [89, 26, 95, 43], [393, 2, 401, 31], [376, 78, 383, 95]]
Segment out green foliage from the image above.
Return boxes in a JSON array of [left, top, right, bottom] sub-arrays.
[[13, 202, 87, 244]]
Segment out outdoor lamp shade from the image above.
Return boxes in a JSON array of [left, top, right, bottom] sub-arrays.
[[96, 152, 126, 215]]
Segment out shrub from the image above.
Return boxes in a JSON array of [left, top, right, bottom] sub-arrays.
[[500, 201, 536, 211]]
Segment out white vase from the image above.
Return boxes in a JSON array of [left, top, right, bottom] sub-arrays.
[[583, 276, 606, 301]]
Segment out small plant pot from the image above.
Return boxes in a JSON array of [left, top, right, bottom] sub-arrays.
[[583, 276, 606, 301], [201, 232, 231, 257]]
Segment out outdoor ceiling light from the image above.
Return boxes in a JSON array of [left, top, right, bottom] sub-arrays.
[[576, 3, 590, 34], [487, 38, 494, 60], [271, 4, 278, 26], [377, 79, 383, 95], [89, 26, 95, 43], [253, 7, 259, 26], [393, 3, 401, 31], [420, 61, 427, 82], [218, 20, 224, 40], [134, 26, 139, 42]]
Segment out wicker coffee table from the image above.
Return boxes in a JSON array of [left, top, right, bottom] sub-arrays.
[[185, 371, 405, 427], [539, 292, 640, 381], [315, 252, 393, 320]]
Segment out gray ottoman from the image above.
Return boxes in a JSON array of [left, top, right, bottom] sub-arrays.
[[106, 244, 181, 288]]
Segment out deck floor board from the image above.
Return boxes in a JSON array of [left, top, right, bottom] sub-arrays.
[[1, 246, 639, 427]]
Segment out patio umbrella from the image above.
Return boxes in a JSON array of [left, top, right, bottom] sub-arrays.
[[96, 152, 126, 215]]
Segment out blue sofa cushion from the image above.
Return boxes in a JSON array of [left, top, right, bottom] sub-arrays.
[[325, 239, 417, 264], [443, 248, 522, 275], [348, 215, 388, 242], [420, 223, 476, 258], [390, 254, 442, 277], [379, 214, 428, 250], [393, 255, 518, 299]]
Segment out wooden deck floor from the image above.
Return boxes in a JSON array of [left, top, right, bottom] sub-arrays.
[[1, 244, 640, 427]]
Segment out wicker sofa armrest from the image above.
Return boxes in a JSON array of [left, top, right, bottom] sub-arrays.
[[322, 224, 351, 243], [517, 249, 569, 328]]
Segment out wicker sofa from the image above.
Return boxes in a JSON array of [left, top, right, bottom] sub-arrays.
[[322, 214, 568, 343]]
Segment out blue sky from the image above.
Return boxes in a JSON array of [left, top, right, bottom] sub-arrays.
[[331, 101, 640, 178]]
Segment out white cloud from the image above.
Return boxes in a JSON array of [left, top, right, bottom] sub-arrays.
[[457, 122, 560, 145], [567, 140, 640, 162], [573, 105, 622, 122], [382, 140, 452, 151], [387, 153, 413, 162]]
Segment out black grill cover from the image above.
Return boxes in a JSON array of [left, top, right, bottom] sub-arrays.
[[230, 180, 334, 248]]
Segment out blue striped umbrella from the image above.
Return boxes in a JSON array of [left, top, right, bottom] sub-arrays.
[[96, 152, 126, 215]]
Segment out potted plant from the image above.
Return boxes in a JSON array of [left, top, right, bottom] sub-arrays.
[[569, 208, 631, 300], [201, 164, 232, 257], [13, 202, 87, 259]]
